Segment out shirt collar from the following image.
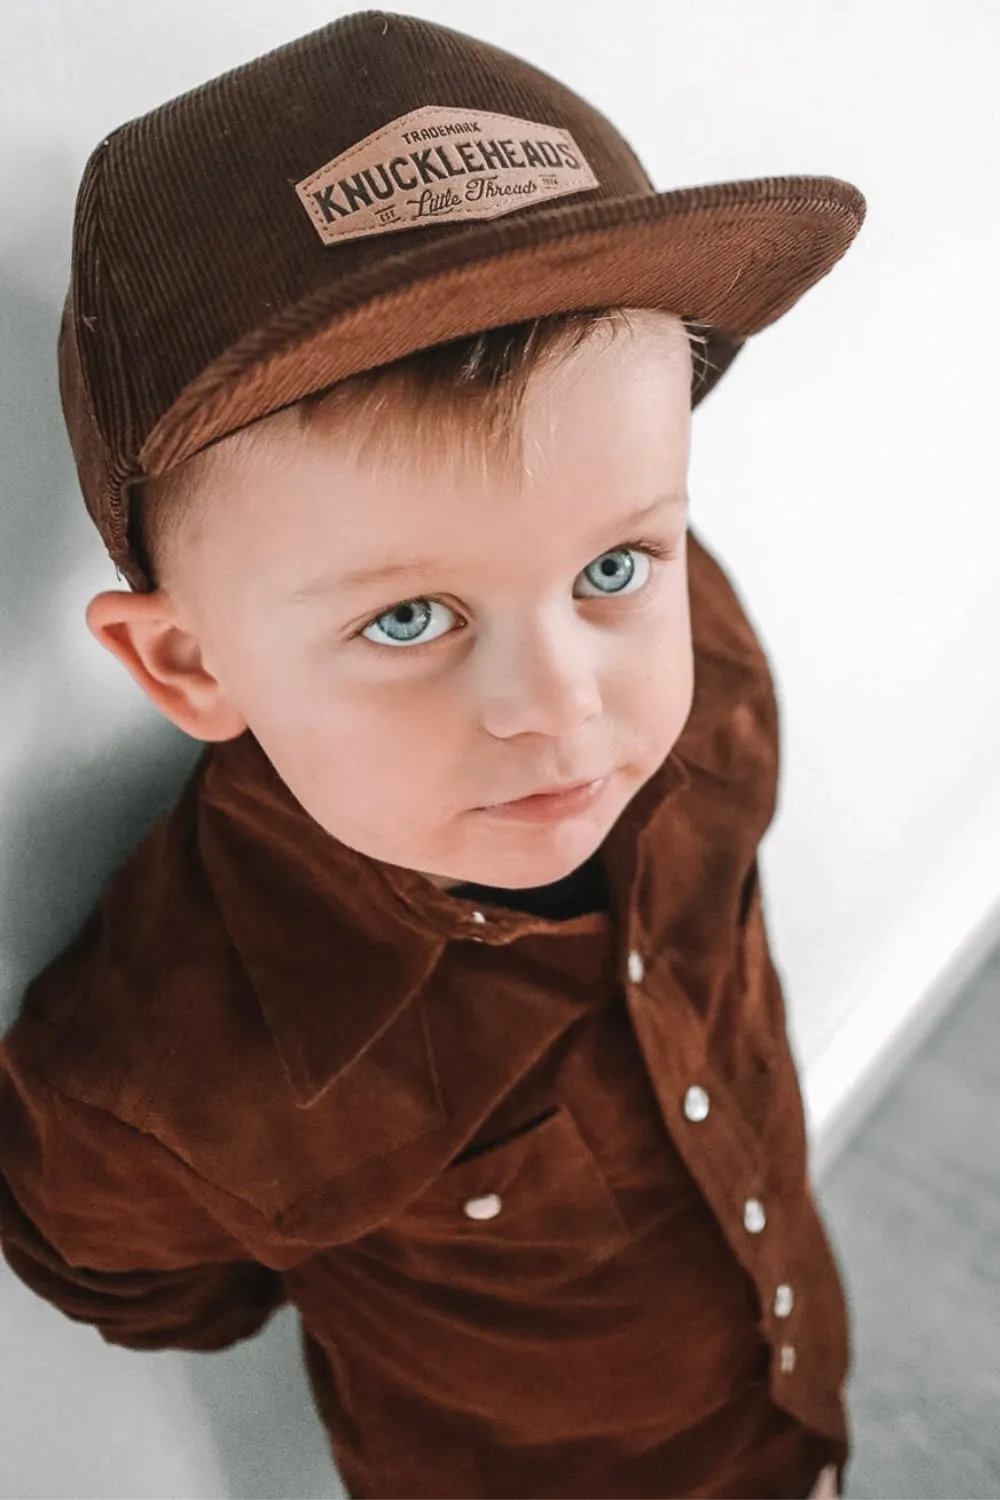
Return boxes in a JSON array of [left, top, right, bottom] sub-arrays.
[[195, 728, 690, 1106]]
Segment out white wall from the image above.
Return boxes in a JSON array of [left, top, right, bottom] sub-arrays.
[[2, 1, 999, 1495]]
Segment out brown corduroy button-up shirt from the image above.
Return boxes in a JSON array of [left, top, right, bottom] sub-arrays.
[[0, 528, 850, 1499]]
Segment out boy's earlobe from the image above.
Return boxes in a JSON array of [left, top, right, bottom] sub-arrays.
[[84, 591, 248, 743]]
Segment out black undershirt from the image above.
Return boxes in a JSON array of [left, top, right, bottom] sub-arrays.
[[449, 845, 611, 921]]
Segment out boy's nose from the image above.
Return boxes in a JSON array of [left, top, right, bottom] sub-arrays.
[[473, 629, 604, 741]]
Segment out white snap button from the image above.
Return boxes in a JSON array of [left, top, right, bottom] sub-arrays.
[[743, 1197, 766, 1234], [627, 950, 645, 984], [779, 1344, 796, 1373], [775, 1284, 794, 1318], [471, 910, 487, 924], [683, 1085, 710, 1122], [463, 1193, 502, 1220]]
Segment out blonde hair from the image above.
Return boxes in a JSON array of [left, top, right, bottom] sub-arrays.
[[132, 307, 710, 593]]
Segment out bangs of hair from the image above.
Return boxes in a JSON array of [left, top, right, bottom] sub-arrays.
[[131, 308, 710, 592]]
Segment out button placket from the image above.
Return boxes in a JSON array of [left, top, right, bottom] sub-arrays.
[[628, 942, 785, 1353]]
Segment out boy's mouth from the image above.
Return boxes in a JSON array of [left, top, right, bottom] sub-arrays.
[[478, 777, 608, 822]]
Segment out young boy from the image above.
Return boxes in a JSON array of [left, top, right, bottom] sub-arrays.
[[0, 11, 864, 1498]]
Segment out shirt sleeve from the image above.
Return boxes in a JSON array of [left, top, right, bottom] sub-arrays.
[[0, 1033, 286, 1353]]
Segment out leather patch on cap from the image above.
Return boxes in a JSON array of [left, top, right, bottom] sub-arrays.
[[295, 105, 600, 247]]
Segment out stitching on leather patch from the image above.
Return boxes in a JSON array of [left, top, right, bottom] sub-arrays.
[[295, 104, 600, 247]]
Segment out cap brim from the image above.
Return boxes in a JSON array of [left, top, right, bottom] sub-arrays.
[[140, 173, 864, 476]]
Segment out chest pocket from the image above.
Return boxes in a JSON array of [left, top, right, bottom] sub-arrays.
[[382, 1103, 633, 1298]]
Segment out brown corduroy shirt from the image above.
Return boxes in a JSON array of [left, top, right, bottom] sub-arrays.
[[0, 528, 850, 1499]]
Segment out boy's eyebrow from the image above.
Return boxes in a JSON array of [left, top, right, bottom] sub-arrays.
[[286, 492, 689, 605]]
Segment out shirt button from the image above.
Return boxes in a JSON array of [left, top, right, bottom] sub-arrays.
[[779, 1343, 796, 1373], [743, 1197, 766, 1234], [463, 1193, 502, 1220], [627, 950, 645, 984], [775, 1284, 794, 1318], [683, 1085, 711, 1122]]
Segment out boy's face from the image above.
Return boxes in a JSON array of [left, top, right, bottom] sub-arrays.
[[93, 310, 694, 892]]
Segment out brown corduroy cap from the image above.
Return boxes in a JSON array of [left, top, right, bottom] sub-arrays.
[[58, 8, 866, 594]]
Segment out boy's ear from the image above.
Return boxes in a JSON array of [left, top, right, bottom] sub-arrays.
[[85, 590, 247, 742]]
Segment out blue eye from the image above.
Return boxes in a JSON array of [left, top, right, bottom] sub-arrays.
[[357, 539, 673, 651], [363, 598, 440, 647], [578, 547, 641, 597]]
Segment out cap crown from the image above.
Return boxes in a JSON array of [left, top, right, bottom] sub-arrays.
[[58, 8, 865, 591], [60, 11, 655, 565]]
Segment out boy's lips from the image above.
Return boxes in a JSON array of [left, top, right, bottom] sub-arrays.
[[497, 775, 602, 803], [477, 776, 609, 821]]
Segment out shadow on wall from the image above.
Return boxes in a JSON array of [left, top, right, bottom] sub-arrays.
[[181, 1307, 346, 1499], [0, 274, 84, 653], [0, 259, 205, 1015], [0, 260, 336, 1497], [0, 267, 193, 996]]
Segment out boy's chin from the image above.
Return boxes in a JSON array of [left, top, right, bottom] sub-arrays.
[[417, 870, 468, 892]]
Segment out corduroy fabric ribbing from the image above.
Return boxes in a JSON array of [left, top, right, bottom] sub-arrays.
[[0, 528, 852, 1497], [55, 9, 865, 593]]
